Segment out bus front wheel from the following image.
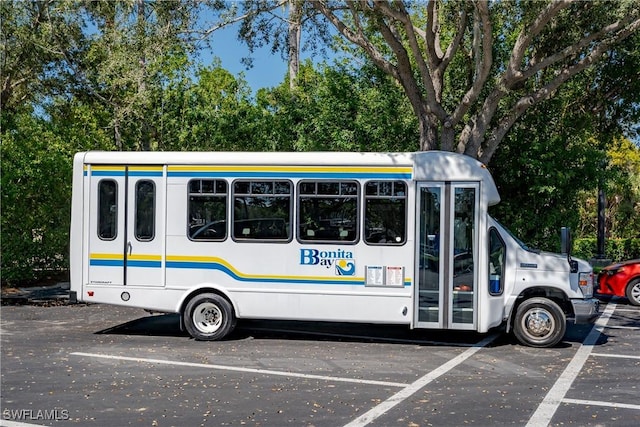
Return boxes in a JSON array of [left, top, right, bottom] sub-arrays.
[[513, 297, 566, 348], [183, 293, 236, 341]]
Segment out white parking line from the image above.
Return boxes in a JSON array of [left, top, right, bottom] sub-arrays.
[[0, 421, 46, 427], [562, 398, 640, 411], [592, 352, 640, 360], [70, 352, 409, 388], [602, 324, 640, 330], [525, 303, 617, 427], [342, 333, 498, 427], [0, 420, 46, 427], [612, 307, 639, 313]]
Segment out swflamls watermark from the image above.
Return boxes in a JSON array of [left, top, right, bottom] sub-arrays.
[[2, 408, 70, 421]]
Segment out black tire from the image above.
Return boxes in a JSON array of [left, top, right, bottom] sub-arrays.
[[513, 297, 566, 348], [183, 293, 236, 341], [625, 279, 640, 306]]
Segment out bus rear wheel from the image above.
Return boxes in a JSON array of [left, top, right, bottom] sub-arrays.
[[183, 293, 236, 341], [513, 297, 566, 348]]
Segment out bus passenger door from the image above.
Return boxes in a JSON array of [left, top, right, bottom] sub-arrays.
[[87, 165, 165, 288], [415, 182, 479, 330]]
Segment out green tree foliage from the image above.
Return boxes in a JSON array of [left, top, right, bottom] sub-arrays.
[[2, 114, 69, 283], [1, 1, 84, 111], [489, 102, 604, 251], [68, 0, 202, 150], [158, 64, 265, 151], [576, 138, 640, 240], [255, 60, 419, 152]]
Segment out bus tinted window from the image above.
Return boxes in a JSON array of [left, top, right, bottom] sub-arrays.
[[298, 181, 358, 243], [233, 180, 291, 241], [188, 179, 228, 241], [98, 180, 117, 240], [364, 181, 406, 245], [489, 228, 506, 295], [135, 180, 156, 241]]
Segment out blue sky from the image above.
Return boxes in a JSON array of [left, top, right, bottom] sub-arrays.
[[192, 16, 335, 95], [197, 23, 291, 93]]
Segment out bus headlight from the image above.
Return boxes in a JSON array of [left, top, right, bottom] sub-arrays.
[[578, 272, 594, 298]]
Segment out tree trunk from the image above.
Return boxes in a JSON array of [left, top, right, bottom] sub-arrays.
[[288, 0, 302, 90], [418, 113, 439, 151], [137, 0, 150, 151]]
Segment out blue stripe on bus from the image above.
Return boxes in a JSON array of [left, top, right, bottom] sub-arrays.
[[85, 171, 162, 177], [165, 260, 411, 287], [88, 170, 126, 177], [167, 171, 412, 180], [129, 171, 163, 177], [90, 259, 124, 267], [90, 260, 161, 268], [90, 258, 411, 287], [165, 261, 366, 286], [127, 260, 162, 268]]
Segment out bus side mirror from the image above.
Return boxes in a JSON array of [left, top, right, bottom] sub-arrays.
[[561, 227, 572, 256], [561, 227, 579, 272]]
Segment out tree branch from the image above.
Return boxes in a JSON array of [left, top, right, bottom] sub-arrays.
[[376, 1, 444, 118], [520, 15, 640, 83], [479, 16, 640, 163], [425, 0, 443, 62], [373, 6, 430, 118], [505, 0, 572, 83], [439, 2, 468, 75], [313, 1, 398, 78], [191, 1, 288, 40], [450, 1, 491, 126]]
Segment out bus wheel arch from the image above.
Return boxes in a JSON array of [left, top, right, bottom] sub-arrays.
[[181, 290, 237, 341]]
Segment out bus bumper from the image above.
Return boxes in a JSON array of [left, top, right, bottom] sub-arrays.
[[571, 298, 600, 324]]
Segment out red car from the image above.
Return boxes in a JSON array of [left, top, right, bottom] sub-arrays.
[[597, 260, 640, 306]]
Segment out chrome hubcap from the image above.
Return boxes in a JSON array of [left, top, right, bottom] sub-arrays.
[[523, 308, 554, 338], [193, 302, 222, 333]]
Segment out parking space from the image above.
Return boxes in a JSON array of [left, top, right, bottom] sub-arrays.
[[1, 301, 639, 426], [550, 302, 640, 426]]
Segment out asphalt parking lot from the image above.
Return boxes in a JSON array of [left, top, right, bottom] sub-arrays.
[[1, 296, 639, 427]]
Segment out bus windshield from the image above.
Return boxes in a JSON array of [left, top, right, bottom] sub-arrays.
[[491, 217, 540, 254]]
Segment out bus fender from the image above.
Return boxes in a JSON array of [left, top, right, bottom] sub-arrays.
[[176, 285, 237, 319], [505, 286, 572, 333]]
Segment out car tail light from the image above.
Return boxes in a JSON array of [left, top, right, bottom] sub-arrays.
[[579, 272, 594, 298]]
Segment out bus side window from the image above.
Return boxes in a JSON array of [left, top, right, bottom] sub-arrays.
[[98, 179, 117, 240], [188, 179, 228, 241], [135, 180, 155, 241], [364, 181, 407, 245], [298, 181, 358, 243], [488, 228, 506, 295], [232, 180, 292, 241]]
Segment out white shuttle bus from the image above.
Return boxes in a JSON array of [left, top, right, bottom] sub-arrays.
[[69, 150, 599, 347]]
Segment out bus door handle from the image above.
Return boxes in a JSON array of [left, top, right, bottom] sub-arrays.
[[127, 241, 133, 256]]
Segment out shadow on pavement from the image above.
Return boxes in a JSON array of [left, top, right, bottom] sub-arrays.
[[95, 313, 507, 347]]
